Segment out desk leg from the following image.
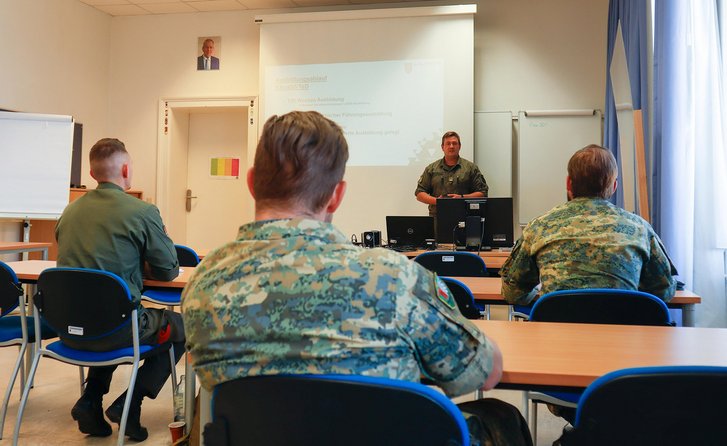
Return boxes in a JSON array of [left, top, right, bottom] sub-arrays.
[[184, 354, 195, 435], [24, 284, 36, 384], [199, 386, 211, 446], [682, 304, 696, 327]]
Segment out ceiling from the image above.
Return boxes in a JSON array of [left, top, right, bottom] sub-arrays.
[[78, 0, 437, 16]]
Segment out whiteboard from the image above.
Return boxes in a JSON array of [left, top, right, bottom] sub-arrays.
[[0, 112, 74, 220], [518, 110, 602, 225], [474, 111, 512, 197]]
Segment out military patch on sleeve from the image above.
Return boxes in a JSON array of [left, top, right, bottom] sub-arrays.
[[435, 276, 457, 310]]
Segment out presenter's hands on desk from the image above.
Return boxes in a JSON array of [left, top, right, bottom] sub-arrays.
[[439, 194, 464, 199]]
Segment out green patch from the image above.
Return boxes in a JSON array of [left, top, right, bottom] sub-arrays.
[[436, 279, 457, 310]]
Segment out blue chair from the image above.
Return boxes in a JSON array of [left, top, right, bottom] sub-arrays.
[[557, 366, 727, 446], [12, 267, 173, 446], [414, 251, 488, 277], [525, 288, 673, 438], [142, 244, 199, 307], [414, 251, 490, 319], [440, 277, 484, 319], [141, 244, 199, 395], [203, 374, 470, 446], [0, 261, 55, 440]]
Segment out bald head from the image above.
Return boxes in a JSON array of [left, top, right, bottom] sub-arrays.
[[89, 138, 132, 189]]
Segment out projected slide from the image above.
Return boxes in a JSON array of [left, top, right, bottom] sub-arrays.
[[265, 60, 444, 167]]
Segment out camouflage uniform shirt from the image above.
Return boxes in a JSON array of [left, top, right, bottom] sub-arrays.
[[500, 198, 676, 305], [415, 157, 489, 215], [182, 218, 496, 397]]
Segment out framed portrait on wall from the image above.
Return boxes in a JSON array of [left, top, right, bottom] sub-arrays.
[[197, 36, 221, 71]]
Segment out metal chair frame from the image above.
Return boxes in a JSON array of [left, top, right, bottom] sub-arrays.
[[12, 267, 172, 446]]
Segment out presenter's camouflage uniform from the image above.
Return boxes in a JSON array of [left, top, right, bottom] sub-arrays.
[[415, 157, 489, 215], [182, 218, 497, 395], [501, 198, 676, 305]]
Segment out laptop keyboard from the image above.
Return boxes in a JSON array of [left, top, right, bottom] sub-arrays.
[[387, 245, 418, 252]]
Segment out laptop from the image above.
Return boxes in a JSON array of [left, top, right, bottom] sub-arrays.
[[385, 216, 435, 251]]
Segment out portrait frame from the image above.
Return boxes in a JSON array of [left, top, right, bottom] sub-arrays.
[[197, 36, 222, 71]]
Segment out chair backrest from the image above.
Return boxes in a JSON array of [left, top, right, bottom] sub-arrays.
[[440, 277, 481, 319], [204, 374, 470, 446], [34, 268, 134, 341], [175, 245, 200, 267], [529, 288, 672, 326], [414, 251, 487, 277], [564, 366, 727, 446], [0, 261, 22, 317]]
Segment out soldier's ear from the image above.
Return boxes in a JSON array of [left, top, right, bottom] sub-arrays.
[[566, 176, 573, 201], [246, 167, 256, 199], [325, 181, 347, 214]]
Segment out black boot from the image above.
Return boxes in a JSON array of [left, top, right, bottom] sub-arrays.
[[71, 390, 112, 437], [105, 391, 149, 442]]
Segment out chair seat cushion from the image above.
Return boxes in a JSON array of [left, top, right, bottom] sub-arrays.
[[46, 340, 159, 362], [0, 316, 57, 343], [142, 289, 182, 305]]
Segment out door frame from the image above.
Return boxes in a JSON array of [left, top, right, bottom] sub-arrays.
[[156, 96, 258, 239]]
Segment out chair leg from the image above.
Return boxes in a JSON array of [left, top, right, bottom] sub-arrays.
[[0, 342, 28, 440], [531, 400, 539, 445], [78, 366, 86, 395], [19, 349, 25, 392], [521, 390, 529, 425], [12, 349, 43, 446], [169, 346, 178, 395], [117, 360, 141, 446]]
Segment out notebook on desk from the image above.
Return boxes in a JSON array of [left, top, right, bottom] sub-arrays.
[[385, 216, 435, 251]]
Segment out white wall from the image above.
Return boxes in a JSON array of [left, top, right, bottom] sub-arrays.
[[0, 0, 110, 245], [105, 0, 608, 240], [475, 0, 607, 111], [0, 0, 608, 245], [107, 11, 260, 202]]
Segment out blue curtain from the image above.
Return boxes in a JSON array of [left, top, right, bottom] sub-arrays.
[[604, 0, 649, 210], [651, 1, 684, 236], [653, 0, 727, 327]]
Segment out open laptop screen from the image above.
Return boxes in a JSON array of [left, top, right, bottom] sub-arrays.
[[385, 216, 435, 250]]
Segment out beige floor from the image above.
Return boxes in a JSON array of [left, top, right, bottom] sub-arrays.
[[0, 312, 568, 445], [0, 347, 184, 445]]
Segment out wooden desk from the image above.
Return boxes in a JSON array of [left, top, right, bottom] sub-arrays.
[[196, 247, 511, 269], [473, 320, 727, 390], [5, 260, 192, 289], [450, 276, 701, 327], [5, 261, 699, 326], [0, 242, 51, 260]]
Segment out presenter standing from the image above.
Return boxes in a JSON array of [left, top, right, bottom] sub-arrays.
[[197, 38, 220, 70], [415, 131, 488, 215]]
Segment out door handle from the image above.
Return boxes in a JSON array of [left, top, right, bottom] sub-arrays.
[[186, 189, 198, 212]]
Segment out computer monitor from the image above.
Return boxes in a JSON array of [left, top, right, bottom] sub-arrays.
[[435, 197, 514, 250]]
